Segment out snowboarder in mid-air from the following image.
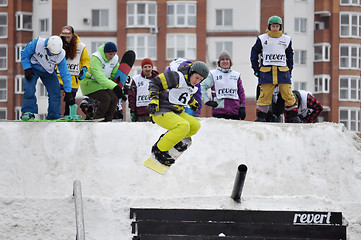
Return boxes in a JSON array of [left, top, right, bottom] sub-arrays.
[[145, 61, 209, 173]]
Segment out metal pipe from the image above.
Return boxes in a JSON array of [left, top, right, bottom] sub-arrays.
[[73, 180, 85, 240], [231, 164, 248, 202]]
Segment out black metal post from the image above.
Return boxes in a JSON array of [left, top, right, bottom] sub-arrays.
[[231, 164, 248, 202]]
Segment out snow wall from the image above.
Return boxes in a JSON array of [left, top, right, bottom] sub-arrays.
[[0, 119, 360, 239]]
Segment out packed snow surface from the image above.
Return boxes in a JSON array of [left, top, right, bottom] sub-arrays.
[[0, 119, 360, 239]]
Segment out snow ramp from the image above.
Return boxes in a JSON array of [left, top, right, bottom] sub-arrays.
[[0, 119, 360, 239]]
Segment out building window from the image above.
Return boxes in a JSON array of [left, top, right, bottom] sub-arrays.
[[15, 75, 25, 94], [340, 12, 361, 38], [339, 108, 361, 133], [0, 0, 7, 6], [314, 43, 330, 62], [127, 2, 156, 27], [314, 75, 330, 93], [15, 12, 32, 30], [92, 9, 109, 27], [166, 34, 196, 60], [129, 66, 142, 79], [40, 18, 49, 33], [339, 76, 360, 101], [340, 0, 361, 6], [0, 108, 6, 119], [0, 13, 7, 38], [215, 42, 233, 60], [127, 34, 156, 60], [39, 0, 49, 3], [91, 41, 106, 54], [294, 18, 307, 33], [293, 81, 307, 90], [0, 76, 7, 101], [0, 45, 7, 70], [15, 43, 26, 62], [216, 9, 232, 27], [340, 44, 360, 69], [167, 2, 196, 27], [294, 50, 307, 65], [315, 21, 325, 30]]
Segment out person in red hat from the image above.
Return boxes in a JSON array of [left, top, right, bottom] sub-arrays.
[[128, 58, 159, 122], [58, 25, 90, 116]]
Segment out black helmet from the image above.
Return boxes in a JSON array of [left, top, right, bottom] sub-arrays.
[[292, 90, 301, 106], [189, 61, 209, 79]]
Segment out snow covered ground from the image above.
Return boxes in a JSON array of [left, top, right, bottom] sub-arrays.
[[0, 119, 360, 239]]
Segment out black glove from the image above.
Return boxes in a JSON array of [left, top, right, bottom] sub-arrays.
[[239, 107, 246, 120], [254, 71, 260, 78], [148, 99, 159, 114], [64, 92, 75, 106], [25, 68, 33, 81], [205, 101, 218, 108], [190, 102, 199, 112], [113, 85, 127, 101]]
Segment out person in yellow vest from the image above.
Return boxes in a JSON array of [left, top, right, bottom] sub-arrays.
[[58, 26, 90, 116]]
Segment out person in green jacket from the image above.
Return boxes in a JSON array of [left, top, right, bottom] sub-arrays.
[[80, 42, 124, 121]]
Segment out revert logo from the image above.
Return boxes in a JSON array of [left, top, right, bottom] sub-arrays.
[[293, 212, 332, 225]]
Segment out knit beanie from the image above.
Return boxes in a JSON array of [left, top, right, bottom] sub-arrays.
[[141, 58, 154, 68], [218, 50, 231, 61], [104, 42, 117, 53], [217, 50, 233, 67]]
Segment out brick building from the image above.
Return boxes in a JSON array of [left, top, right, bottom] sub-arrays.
[[0, 0, 360, 133]]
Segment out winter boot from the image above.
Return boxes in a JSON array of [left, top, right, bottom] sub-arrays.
[[20, 112, 35, 121], [287, 110, 302, 123], [255, 111, 267, 122], [270, 114, 282, 123], [80, 99, 94, 120], [174, 137, 192, 152], [151, 144, 175, 166]]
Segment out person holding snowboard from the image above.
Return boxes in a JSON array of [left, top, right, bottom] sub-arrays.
[[79, 42, 125, 122], [20, 35, 75, 120], [148, 61, 209, 166], [250, 15, 301, 123], [128, 58, 159, 122], [58, 25, 90, 116]]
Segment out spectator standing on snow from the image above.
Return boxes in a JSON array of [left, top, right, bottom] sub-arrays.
[[58, 25, 90, 116], [20, 35, 75, 120], [201, 50, 246, 120], [128, 58, 159, 122], [250, 15, 301, 123]]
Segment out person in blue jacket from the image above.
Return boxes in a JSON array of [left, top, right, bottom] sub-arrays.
[[20, 35, 74, 120], [250, 16, 301, 123]]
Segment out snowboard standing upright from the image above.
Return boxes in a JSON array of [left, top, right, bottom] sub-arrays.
[[114, 50, 136, 87]]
